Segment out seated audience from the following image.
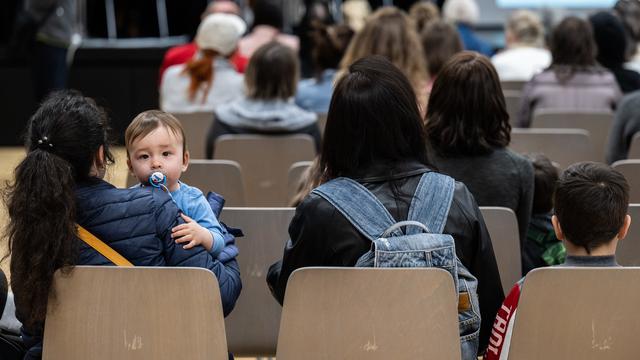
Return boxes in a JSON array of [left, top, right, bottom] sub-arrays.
[[158, 1, 244, 82], [517, 17, 622, 127], [4, 91, 241, 359], [341, 0, 371, 31], [425, 52, 535, 271], [293, 0, 335, 78], [491, 10, 551, 81], [160, 13, 246, 113], [606, 90, 640, 163], [419, 20, 463, 92], [206, 42, 320, 158], [443, 0, 494, 56], [237, 0, 300, 61], [590, 11, 640, 93], [615, 0, 640, 73], [295, 24, 354, 113], [485, 162, 631, 359], [267, 55, 504, 354], [523, 154, 565, 273], [409, 1, 440, 33]]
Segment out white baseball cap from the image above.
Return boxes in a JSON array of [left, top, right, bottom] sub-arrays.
[[195, 13, 246, 56]]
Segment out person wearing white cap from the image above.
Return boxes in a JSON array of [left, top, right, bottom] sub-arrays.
[[160, 13, 246, 113]]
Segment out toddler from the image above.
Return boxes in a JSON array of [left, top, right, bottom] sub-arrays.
[[125, 110, 224, 255]]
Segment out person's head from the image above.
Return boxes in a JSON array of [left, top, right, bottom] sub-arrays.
[[321, 55, 429, 179], [526, 154, 559, 214], [442, 0, 479, 25], [251, 0, 284, 30], [614, 0, 640, 59], [310, 23, 354, 78], [3, 90, 114, 328], [340, 7, 426, 91], [245, 41, 299, 100], [184, 13, 246, 103], [505, 10, 545, 47], [125, 110, 189, 192], [420, 20, 463, 78], [409, 1, 440, 33], [550, 17, 596, 68], [589, 11, 628, 68], [425, 51, 510, 156], [553, 162, 631, 255], [202, 0, 242, 17], [341, 0, 372, 31]]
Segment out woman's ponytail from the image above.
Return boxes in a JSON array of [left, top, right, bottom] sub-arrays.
[[183, 50, 217, 103]]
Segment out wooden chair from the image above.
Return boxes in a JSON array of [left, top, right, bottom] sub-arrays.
[[510, 128, 597, 169], [501, 80, 526, 92], [629, 132, 640, 159], [612, 160, 640, 203], [181, 159, 246, 206], [287, 161, 313, 202], [480, 207, 522, 292], [616, 204, 640, 266], [173, 112, 215, 159], [43, 266, 227, 360], [531, 110, 614, 162], [220, 207, 296, 357], [214, 134, 316, 206], [503, 90, 521, 127], [507, 267, 640, 359], [276, 268, 461, 360]]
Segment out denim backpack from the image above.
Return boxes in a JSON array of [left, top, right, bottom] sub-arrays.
[[312, 171, 480, 359]]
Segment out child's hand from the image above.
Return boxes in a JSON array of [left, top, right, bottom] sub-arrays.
[[171, 214, 213, 251]]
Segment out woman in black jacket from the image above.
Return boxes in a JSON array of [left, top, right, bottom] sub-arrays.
[[267, 56, 504, 354]]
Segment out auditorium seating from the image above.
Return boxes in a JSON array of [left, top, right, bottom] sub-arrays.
[[507, 267, 640, 359], [531, 110, 613, 162], [510, 128, 597, 168], [287, 161, 313, 202], [43, 266, 227, 360], [173, 112, 215, 160], [214, 134, 316, 206], [629, 132, 640, 159], [612, 160, 640, 203], [276, 267, 461, 360], [615, 204, 640, 266], [181, 159, 246, 206], [503, 90, 522, 126], [220, 207, 295, 357], [480, 207, 522, 292], [501, 80, 526, 92]]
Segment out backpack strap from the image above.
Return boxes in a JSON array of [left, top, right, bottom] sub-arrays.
[[77, 225, 134, 267], [406, 172, 455, 235], [312, 178, 397, 241]]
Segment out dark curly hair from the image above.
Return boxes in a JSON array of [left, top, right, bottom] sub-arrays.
[[3, 90, 113, 328], [425, 51, 510, 156]]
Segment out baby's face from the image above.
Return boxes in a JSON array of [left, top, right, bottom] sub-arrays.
[[127, 125, 188, 192]]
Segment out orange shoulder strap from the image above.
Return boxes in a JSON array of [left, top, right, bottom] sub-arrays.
[[76, 225, 134, 267]]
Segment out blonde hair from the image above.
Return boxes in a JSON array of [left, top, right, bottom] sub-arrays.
[[125, 110, 187, 157], [409, 2, 440, 33], [339, 7, 427, 92], [442, 0, 479, 25], [506, 10, 545, 47]]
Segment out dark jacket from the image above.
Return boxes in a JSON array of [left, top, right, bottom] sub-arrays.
[[606, 90, 640, 163], [18, 179, 242, 360], [266, 161, 505, 353]]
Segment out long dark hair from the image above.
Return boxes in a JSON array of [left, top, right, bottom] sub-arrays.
[[3, 90, 113, 328], [425, 51, 511, 156], [549, 17, 598, 83], [320, 55, 429, 180]]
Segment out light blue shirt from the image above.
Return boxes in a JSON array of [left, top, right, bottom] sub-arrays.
[[295, 69, 336, 113], [171, 181, 225, 256]]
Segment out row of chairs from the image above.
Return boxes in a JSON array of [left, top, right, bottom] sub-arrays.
[[44, 262, 640, 359]]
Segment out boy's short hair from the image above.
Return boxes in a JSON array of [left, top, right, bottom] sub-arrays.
[[527, 153, 559, 214], [554, 162, 629, 253], [125, 110, 187, 156]]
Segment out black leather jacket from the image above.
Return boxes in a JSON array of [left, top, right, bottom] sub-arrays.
[[267, 161, 505, 352]]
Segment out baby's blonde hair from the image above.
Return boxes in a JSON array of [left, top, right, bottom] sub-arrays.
[[125, 110, 187, 157]]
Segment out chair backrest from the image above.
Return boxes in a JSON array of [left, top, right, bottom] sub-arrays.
[[174, 112, 215, 159], [501, 80, 526, 92], [181, 159, 246, 206], [43, 266, 227, 360], [480, 207, 522, 292], [507, 267, 640, 360], [503, 90, 521, 127], [615, 204, 640, 266], [612, 160, 640, 203], [287, 161, 313, 202], [220, 207, 295, 356], [510, 128, 597, 169], [214, 134, 316, 206], [276, 267, 461, 360], [532, 110, 614, 162], [629, 132, 640, 159]]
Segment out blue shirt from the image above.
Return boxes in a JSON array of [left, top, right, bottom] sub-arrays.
[[295, 69, 336, 113], [171, 181, 225, 256]]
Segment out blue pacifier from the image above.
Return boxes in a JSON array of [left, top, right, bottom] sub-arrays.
[[148, 172, 167, 189]]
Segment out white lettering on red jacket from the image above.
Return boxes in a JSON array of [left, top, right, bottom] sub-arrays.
[[485, 281, 523, 360]]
